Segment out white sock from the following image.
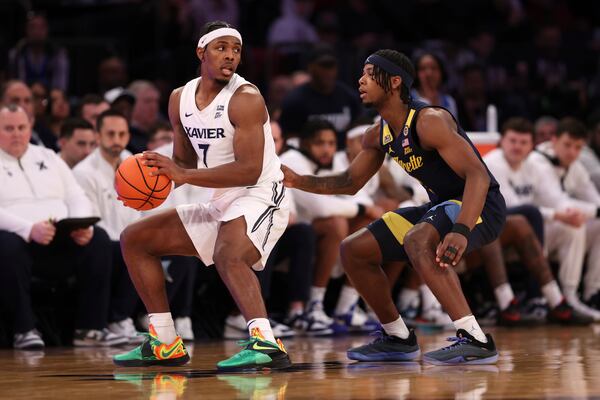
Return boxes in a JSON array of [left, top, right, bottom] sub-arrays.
[[420, 285, 438, 312], [453, 314, 487, 343], [335, 285, 360, 315], [149, 312, 177, 344], [310, 286, 326, 304], [247, 318, 276, 343], [397, 288, 419, 310], [494, 283, 515, 311], [381, 316, 410, 339], [542, 280, 564, 308]]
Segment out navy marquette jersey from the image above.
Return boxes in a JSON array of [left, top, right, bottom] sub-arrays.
[[380, 99, 499, 204], [368, 99, 506, 263]]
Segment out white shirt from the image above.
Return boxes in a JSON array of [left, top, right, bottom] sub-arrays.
[[534, 142, 599, 218], [73, 148, 139, 241], [483, 148, 573, 221], [279, 148, 360, 223], [179, 73, 283, 203], [0, 144, 94, 241]]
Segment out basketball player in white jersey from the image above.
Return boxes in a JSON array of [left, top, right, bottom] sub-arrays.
[[113, 21, 291, 371]]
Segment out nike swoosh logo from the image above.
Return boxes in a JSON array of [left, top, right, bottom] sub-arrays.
[[184, 112, 193, 117], [158, 342, 183, 359], [252, 342, 276, 351]]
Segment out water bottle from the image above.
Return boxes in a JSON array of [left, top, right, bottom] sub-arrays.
[[486, 104, 498, 133]]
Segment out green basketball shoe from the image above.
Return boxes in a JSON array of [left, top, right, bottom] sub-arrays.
[[217, 328, 291, 372], [113, 324, 190, 367]]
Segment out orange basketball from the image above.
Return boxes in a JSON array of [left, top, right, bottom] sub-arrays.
[[115, 153, 172, 210]]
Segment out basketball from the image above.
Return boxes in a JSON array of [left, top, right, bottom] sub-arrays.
[[115, 153, 172, 210]]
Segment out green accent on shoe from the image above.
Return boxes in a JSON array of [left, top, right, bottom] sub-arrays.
[[217, 337, 291, 371]]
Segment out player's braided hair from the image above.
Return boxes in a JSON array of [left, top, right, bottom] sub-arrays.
[[371, 49, 415, 104]]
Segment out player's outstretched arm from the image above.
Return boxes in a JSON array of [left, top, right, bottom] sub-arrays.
[[282, 124, 385, 195]]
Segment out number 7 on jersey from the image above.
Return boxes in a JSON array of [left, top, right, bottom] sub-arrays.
[[197, 144, 209, 168]]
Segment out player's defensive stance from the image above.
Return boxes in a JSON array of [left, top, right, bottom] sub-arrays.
[[113, 21, 290, 371], [283, 49, 506, 365]]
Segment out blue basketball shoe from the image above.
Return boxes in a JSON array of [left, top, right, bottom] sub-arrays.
[[347, 329, 420, 362], [423, 329, 498, 365]]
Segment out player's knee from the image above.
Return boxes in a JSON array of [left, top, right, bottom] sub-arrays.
[[403, 227, 430, 261], [213, 251, 244, 270], [120, 221, 146, 250]]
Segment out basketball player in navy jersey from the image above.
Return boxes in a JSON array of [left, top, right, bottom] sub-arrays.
[[283, 49, 506, 365], [113, 21, 291, 370]]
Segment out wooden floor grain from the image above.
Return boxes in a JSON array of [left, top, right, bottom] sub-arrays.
[[1, 325, 600, 399]]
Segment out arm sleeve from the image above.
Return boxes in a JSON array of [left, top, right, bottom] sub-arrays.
[[292, 188, 359, 219], [56, 155, 94, 217], [0, 209, 33, 241]]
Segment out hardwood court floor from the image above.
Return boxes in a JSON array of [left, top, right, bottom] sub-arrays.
[[1, 325, 600, 399]]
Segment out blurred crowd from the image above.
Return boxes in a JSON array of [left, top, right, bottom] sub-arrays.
[[1, 0, 600, 350]]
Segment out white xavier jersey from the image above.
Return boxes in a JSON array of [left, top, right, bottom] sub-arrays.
[[179, 73, 283, 196]]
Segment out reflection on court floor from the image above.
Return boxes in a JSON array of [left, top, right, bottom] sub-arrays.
[[1, 326, 600, 399]]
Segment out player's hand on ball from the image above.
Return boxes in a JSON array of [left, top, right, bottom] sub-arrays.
[[281, 165, 299, 188], [436, 232, 467, 268], [142, 151, 187, 185]]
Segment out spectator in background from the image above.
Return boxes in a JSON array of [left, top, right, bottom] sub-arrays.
[[58, 117, 96, 169], [0, 104, 127, 349], [535, 118, 600, 314], [128, 80, 162, 153], [30, 81, 48, 123], [534, 115, 558, 145], [73, 109, 142, 344], [266, 74, 293, 121], [267, 0, 318, 47], [8, 12, 69, 92], [484, 117, 599, 322], [188, 0, 240, 40], [0, 79, 50, 147], [104, 87, 136, 125], [77, 94, 109, 130], [411, 51, 458, 118], [580, 115, 600, 191], [456, 63, 488, 132], [147, 120, 174, 151], [279, 44, 362, 147], [97, 56, 128, 95], [42, 88, 71, 151]]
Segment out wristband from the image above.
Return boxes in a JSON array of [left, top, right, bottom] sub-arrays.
[[357, 204, 366, 217], [451, 223, 471, 239]]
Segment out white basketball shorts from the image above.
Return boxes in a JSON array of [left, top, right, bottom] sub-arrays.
[[176, 181, 289, 271]]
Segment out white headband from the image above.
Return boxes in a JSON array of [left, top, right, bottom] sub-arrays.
[[347, 125, 371, 140], [197, 28, 243, 48]]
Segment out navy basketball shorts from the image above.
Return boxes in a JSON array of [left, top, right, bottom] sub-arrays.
[[367, 190, 506, 263]]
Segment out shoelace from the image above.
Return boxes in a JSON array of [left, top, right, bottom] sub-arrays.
[[441, 336, 471, 350], [368, 330, 388, 344]]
